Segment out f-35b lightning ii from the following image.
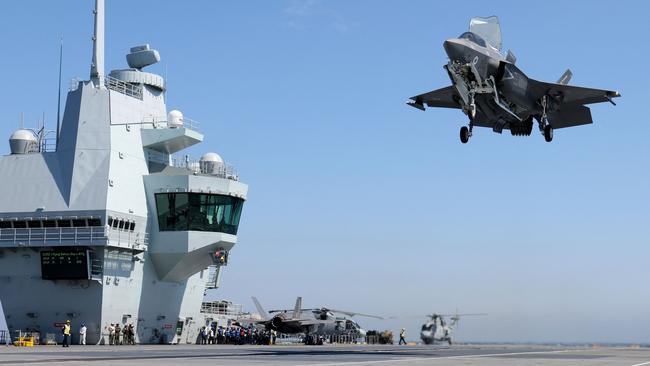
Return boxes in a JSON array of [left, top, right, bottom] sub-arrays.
[[251, 296, 382, 344], [408, 16, 620, 143]]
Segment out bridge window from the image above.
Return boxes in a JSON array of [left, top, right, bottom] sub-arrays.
[[28, 221, 42, 228], [42, 220, 57, 228], [87, 218, 101, 226], [72, 219, 87, 227], [13, 221, 27, 229], [57, 219, 71, 227], [155, 193, 244, 235], [0, 222, 11, 229]]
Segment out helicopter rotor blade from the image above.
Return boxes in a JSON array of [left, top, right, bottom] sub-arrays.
[[326, 308, 383, 319]]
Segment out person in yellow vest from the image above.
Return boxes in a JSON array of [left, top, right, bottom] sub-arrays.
[[62, 320, 71, 347]]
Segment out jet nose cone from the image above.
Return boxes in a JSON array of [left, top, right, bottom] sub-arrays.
[[444, 39, 465, 61]]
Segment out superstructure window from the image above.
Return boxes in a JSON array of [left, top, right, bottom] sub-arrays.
[[28, 221, 42, 228], [13, 221, 27, 229], [87, 218, 101, 226], [0, 222, 11, 229], [57, 219, 71, 227], [42, 220, 57, 228], [129, 222, 136, 231], [72, 219, 87, 227], [155, 193, 244, 235]]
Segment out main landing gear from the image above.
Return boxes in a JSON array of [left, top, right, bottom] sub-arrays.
[[460, 123, 473, 144]]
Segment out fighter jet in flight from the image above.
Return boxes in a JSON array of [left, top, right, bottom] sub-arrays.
[[408, 16, 620, 143]]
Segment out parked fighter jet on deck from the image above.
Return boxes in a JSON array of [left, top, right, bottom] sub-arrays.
[[408, 16, 620, 143], [251, 296, 382, 344]]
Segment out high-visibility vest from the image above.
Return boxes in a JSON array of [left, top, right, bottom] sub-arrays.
[[63, 324, 71, 335]]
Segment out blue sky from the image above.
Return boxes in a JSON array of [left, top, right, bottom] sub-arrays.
[[0, 1, 648, 343]]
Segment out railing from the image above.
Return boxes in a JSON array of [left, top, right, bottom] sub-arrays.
[[200, 301, 243, 317], [105, 75, 143, 100], [0, 227, 148, 249], [171, 155, 239, 181], [140, 116, 201, 132], [40, 138, 56, 153]]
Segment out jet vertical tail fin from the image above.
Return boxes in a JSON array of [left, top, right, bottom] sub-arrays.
[[557, 69, 572, 85], [251, 296, 269, 321], [292, 297, 302, 319]]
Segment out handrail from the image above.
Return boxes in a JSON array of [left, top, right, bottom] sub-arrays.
[[0, 227, 148, 248], [170, 155, 239, 181], [140, 115, 201, 132], [200, 301, 244, 317], [105, 75, 143, 100]]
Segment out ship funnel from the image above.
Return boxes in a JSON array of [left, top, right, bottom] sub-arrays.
[[90, 0, 105, 87], [9, 129, 38, 154]]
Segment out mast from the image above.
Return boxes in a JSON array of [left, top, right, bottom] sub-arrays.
[[89, 0, 104, 87], [56, 37, 62, 150]]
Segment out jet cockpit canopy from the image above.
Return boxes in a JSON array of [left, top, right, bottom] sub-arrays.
[[469, 16, 502, 52], [458, 32, 487, 48]]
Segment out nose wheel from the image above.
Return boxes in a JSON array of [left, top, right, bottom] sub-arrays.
[[544, 124, 553, 142], [539, 96, 554, 143]]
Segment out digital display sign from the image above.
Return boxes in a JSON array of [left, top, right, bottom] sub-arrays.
[[40, 249, 90, 280]]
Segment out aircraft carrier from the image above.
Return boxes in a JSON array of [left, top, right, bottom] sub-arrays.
[[0, 0, 247, 345]]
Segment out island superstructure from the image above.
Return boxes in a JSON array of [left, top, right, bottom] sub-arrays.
[[0, 0, 247, 344]]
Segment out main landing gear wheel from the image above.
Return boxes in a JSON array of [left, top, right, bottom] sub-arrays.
[[544, 124, 553, 142], [460, 126, 470, 144]]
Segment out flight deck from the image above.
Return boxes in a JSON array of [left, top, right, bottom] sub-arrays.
[[0, 344, 648, 366]]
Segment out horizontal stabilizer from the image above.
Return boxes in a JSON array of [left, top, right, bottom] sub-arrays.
[[557, 69, 572, 85], [408, 86, 460, 110], [550, 105, 592, 129]]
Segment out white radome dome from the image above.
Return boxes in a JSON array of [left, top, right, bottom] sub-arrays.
[[10, 129, 37, 142], [200, 152, 223, 164], [167, 109, 184, 128], [9, 129, 37, 154], [199, 152, 224, 174]]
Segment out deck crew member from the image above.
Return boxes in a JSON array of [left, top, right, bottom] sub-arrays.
[[62, 320, 71, 347], [79, 323, 87, 345], [399, 328, 407, 345]]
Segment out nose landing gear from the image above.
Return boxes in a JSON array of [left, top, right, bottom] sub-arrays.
[[539, 96, 554, 143], [544, 124, 553, 142]]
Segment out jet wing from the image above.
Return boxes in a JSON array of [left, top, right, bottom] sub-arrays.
[[408, 86, 461, 111], [528, 79, 620, 107]]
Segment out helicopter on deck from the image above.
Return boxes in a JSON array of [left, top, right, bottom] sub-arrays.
[[420, 313, 486, 345]]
